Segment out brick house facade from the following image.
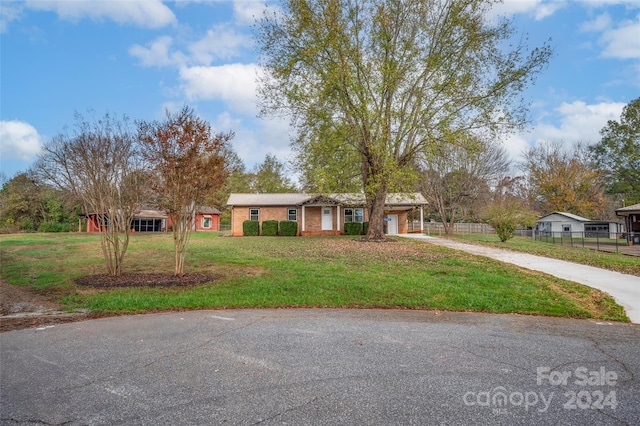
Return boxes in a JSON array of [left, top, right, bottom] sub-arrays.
[[227, 193, 426, 236]]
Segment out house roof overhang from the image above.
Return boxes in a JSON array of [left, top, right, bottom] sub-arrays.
[[615, 203, 640, 217]]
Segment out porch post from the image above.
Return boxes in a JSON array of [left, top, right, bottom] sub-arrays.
[[420, 206, 424, 233], [302, 205, 306, 233], [337, 205, 340, 232]]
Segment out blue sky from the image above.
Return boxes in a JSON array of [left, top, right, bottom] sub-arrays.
[[1, 0, 639, 181]]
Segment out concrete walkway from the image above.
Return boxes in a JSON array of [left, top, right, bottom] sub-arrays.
[[399, 234, 640, 324]]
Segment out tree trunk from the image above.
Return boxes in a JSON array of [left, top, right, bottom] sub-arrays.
[[365, 185, 388, 240]]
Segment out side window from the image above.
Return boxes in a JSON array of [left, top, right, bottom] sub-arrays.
[[354, 208, 364, 223], [288, 208, 297, 221], [202, 217, 212, 228], [250, 208, 260, 221], [344, 208, 354, 223]]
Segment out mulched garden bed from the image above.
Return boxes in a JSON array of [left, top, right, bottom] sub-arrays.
[[76, 273, 215, 288]]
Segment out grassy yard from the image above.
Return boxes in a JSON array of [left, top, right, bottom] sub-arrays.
[[0, 232, 628, 321], [445, 233, 640, 277]]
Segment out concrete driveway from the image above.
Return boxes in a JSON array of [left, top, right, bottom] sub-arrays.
[[2, 309, 639, 425], [400, 234, 640, 324]]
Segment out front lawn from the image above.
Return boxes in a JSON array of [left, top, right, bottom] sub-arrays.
[[0, 232, 628, 321], [446, 233, 640, 277]]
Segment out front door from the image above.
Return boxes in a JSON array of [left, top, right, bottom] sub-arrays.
[[321, 207, 333, 230], [386, 214, 399, 235]]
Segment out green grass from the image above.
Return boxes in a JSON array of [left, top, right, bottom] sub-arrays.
[[0, 232, 629, 321], [445, 233, 640, 277]]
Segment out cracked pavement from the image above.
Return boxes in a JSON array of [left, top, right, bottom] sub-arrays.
[[1, 309, 639, 425]]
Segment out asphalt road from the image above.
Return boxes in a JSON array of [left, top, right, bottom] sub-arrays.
[[1, 309, 639, 425]]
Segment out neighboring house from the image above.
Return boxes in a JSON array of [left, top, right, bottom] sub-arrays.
[[226, 193, 427, 236], [536, 212, 590, 237], [536, 212, 623, 239], [616, 203, 640, 245], [194, 206, 222, 232], [85, 206, 221, 233]]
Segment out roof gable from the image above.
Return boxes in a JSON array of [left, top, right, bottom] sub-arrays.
[[538, 212, 590, 222]]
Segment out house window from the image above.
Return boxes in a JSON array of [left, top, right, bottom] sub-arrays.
[[288, 208, 297, 221], [344, 208, 364, 223], [249, 208, 260, 221], [202, 216, 212, 229]]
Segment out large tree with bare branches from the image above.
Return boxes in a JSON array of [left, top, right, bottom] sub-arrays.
[[256, 0, 551, 239], [418, 135, 510, 234], [36, 113, 143, 275], [138, 106, 232, 276]]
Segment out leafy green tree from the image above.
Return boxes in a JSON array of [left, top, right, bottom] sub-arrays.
[[208, 146, 252, 224], [589, 97, 640, 205], [0, 171, 77, 232], [256, 0, 552, 239], [250, 154, 297, 193]]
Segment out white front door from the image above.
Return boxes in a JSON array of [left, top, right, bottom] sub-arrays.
[[386, 214, 399, 235], [321, 207, 333, 230]]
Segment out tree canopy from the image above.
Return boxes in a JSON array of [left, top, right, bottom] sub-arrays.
[[256, 0, 552, 239], [589, 97, 640, 205], [138, 106, 232, 276], [250, 154, 297, 193], [35, 112, 143, 275], [522, 141, 606, 219]]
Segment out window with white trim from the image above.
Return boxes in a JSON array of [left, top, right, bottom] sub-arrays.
[[249, 208, 260, 221], [202, 216, 212, 229], [344, 208, 364, 223], [287, 208, 297, 221]]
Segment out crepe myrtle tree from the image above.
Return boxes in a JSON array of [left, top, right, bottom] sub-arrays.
[[255, 0, 552, 240], [138, 106, 233, 276], [35, 112, 144, 275]]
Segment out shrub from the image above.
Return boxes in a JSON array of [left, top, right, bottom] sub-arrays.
[[38, 221, 72, 233], [19, 218, 36, 232], [262, 220, 279, 236], [243, 220, 260, 236], [363, 222, 369, 235], [280, 221, 298, 236], [484, 201, 537, 242], [344, 222, 363, 236]]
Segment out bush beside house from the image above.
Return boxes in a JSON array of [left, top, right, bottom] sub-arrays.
[[262, 220, 279, 236], [344, 222, 363, 235], [243, 220, 260, 236], [280, 221, 297, 236]]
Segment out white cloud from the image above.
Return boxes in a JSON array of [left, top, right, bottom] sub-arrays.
[[531, 100, 625, 144], [179, 63, 258, 115], [600, 15, 640, 59], [501, 134, 531, 165], [0, 2, 22, 33], [489, 0, 565, 21], [188, 24, 252, 64], [25, 0, 176, 28], [233, 0, 272, 25], [129, 36, 187, 67], [581, 12, 612, 32], [213, 112, 292, 170], [0, 120, 42, 161]]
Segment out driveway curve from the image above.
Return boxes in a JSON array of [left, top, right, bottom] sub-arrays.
[[400, 234, 640, 324], [1, 309, 639, 425]]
